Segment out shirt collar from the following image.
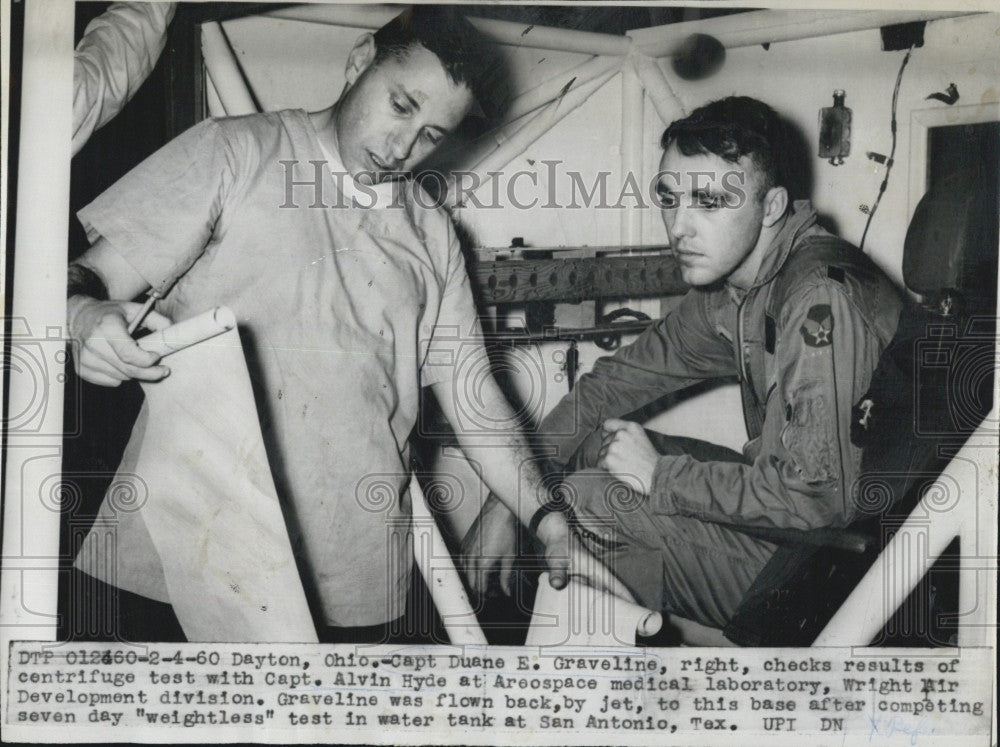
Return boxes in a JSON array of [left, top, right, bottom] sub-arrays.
[[315, 130, 401, 210]]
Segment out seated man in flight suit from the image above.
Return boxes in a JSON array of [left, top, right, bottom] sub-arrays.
[[465, 96, 903, 634]]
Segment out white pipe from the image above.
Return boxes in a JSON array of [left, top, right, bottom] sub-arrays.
[[0, 0, 74, 643], [0, 0, 9, 292], [265, 4, 400, 31], [470, 63, 621, 188], [813, 510, 942, 647], [201, 21, 257, 116], [433, 56, 621, 176], [630, 52, 684, 125], [471, 15, 630, 56], [502, 55, 621, 125], [629, 10, 973, 58], [204, 72, 226, 118], [957, 502, 994, 649], [977, 257, 1000, 648], [440, 114, 537, 179], [265, 4, 631, 56], [620, 63, 643, 247], [409, 478, 487, 645], [814, 407, 999, 647]]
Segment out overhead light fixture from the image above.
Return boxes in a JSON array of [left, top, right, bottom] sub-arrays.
[[671, 33, 725, 81]]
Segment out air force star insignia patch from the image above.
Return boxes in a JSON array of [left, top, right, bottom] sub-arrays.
[[801, 304, 834, 347]]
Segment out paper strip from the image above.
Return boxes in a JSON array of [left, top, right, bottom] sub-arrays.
[[526, 573, 662, 647], [133, 324, 317, 642]]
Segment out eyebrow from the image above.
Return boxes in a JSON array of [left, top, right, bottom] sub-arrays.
[[399, 88, 421, 111], [394, 86, 449, 136], [655, 178, 725, 193], [657, 186, 720, 199]]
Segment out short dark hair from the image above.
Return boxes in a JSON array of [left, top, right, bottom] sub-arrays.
[[373, 6, 492, 112], [661, 96, 794, 196]]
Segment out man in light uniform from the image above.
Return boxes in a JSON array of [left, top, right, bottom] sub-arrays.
[[67, 7, 618, 641]]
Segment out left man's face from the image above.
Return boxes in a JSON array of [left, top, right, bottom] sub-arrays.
[[656, 144, 768, 288], [335, 42, 473, 184]]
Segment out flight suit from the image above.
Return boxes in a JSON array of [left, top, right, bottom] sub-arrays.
[[538, 202, 903, 627]]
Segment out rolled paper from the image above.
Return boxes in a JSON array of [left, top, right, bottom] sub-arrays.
[[526, 572, 663, 646], [410, 477, 488, 645], [637, 606, 663, 638], [137, 306, 237, 358]]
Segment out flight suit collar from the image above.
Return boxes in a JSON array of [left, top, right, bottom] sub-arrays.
[[731, 200, 820, 299]]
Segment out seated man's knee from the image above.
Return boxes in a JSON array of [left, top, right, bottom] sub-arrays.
[[563, 469, 628, 519]]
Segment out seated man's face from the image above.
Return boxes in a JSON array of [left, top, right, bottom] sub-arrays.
[[336, 43, 473, 184], [656, 143, 769, 287]]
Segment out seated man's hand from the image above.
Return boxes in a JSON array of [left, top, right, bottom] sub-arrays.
[[460, 492, 519, 597], [68, 295, 172, 386], [598, 418, 659, 495], [535, 509, 636, 604]]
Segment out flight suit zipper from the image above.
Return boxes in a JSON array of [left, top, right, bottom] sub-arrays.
[[736, 296, 755, 399], [736, 292, 765, 440]]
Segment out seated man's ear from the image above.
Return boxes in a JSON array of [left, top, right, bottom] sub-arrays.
[[345, 33, 377, 86], [761, 185, 789, 228]]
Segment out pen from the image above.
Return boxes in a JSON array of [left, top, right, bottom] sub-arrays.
[[127, 291, 161, 335]]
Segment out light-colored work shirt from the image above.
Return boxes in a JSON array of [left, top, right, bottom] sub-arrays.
[[76, 109, 483, 626]]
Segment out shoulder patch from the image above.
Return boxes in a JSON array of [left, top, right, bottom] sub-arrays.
[[800, 304, 834, 347]]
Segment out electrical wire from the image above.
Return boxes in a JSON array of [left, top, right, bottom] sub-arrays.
[[859, 46, 913, 253]]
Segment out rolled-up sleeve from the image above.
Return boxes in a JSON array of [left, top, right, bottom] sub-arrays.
[[648, 280, 886, 530]]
